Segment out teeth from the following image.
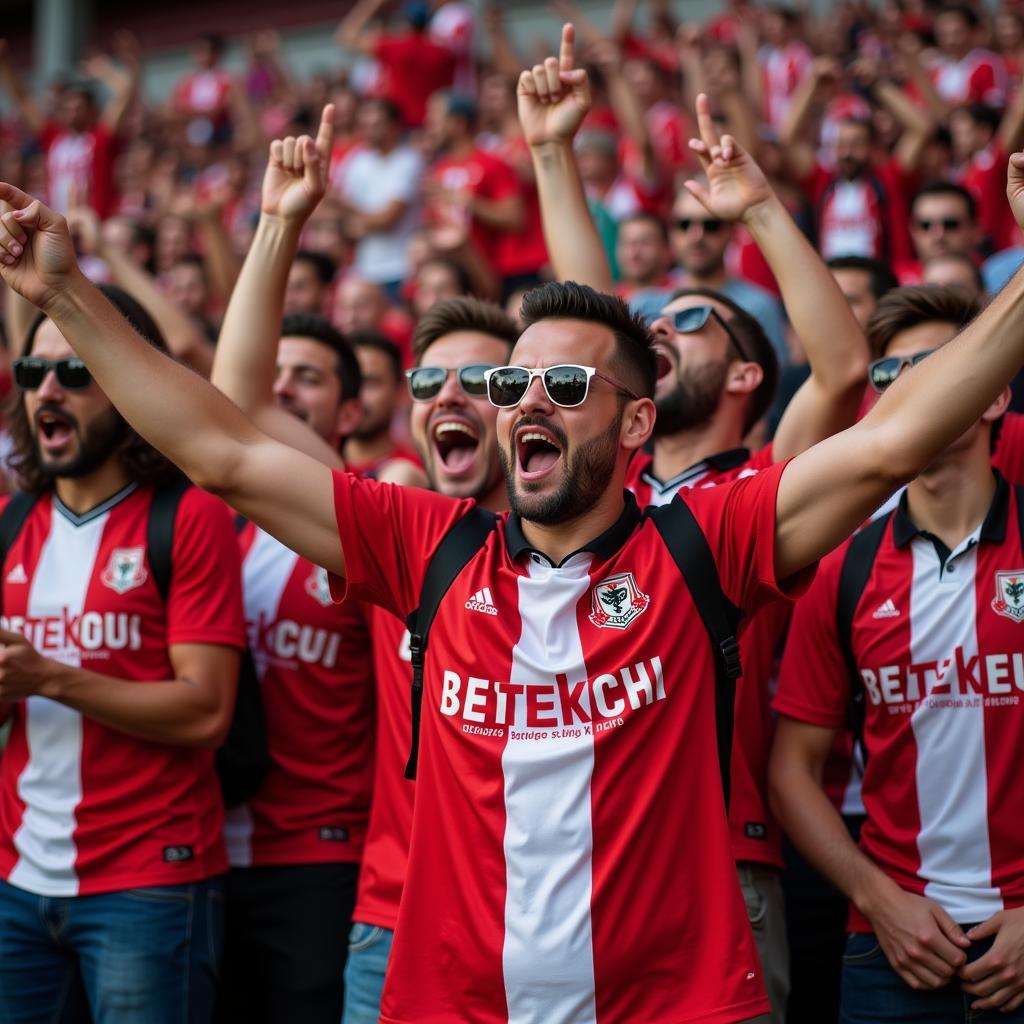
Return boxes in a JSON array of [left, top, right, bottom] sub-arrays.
[[434, 422, 477, 440], [520, 431, 559, 448]]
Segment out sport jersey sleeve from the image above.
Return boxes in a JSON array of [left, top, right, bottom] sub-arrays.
[[773, 547, 851, 729], [329, 470, 474, 620], [165, 488, 246, 650], [681, 458, 816, 619]]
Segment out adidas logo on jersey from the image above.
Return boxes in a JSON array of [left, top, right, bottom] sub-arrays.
[[872, 598, 900, 619], [5, 564, 27, 584], [465, 588, 498, 615]]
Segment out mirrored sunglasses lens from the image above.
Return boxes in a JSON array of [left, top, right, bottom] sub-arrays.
[[458, 364, 490, 395], [57, 360, 91, 389], [870, 359, 901, 391], [672, 306, 712, 334], [408, 367, 447, 400], [911, 351, 932, 366], [487, 367, 530, 406], [544, 366, 589, 407]]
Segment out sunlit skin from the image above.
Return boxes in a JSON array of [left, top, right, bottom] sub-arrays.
[[272, 335, 360, 446], [409, 331, 509, 505], [911, 193, 978, 261]]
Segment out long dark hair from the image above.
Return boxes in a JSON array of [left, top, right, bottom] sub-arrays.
[[6, 284, 182, 495]]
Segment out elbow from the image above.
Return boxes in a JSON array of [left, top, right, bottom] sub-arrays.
[[191, 700, 234, 749], [859, 424, 925, 492]]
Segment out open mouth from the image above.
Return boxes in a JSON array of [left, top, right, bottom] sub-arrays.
[[516, 427, 563, 481], [35, 410, 76, 449], [433, 420, 480, 475]]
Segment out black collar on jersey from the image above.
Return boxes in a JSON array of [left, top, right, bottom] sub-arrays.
[[892, 470, 1009, 550], [53, 482, 139, 527], [506, 490, 643, 568], [641, 447, 751, 490]]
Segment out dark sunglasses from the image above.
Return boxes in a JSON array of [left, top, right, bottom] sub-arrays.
[[915, 217, 964, 232], [675, 217, 725, 234], [483, 364, 640, 408], [868, 349, 933, 393], [13, 357, 92, 391], [405, 363, 495, 402], [666, 304, 754, 363]]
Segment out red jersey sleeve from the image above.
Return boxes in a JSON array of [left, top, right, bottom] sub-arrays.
[[329, 471, 474, 619], [773, 548, 850, 728], [682, 459, 816, 619], [165, 487, 246, 649]]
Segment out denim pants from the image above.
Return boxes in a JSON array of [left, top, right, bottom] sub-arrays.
[[841, 931, 1024, 1024], [341, 922, 394, 1024], [0, 876, 224, 1024]]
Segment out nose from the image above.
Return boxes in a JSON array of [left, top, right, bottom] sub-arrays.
[[36, 369, 65, 402], [272, 369, 295, 399], [518, 372, 553, 414], [434, 369, 466, 408], [649, 315, 673, 339]]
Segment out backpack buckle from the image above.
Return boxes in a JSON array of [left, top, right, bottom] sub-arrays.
[[719, 635, 742, 679]]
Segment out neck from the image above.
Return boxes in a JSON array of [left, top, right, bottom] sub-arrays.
[[904, 449, 996, 550], [53, 460, 132, 516], [478, 475, 509, 513], [447, 137, 474, 159], [343, 431, 395, 466], [519, 477, 627, 565], [651, 414, 746, 483], [683, 265, 728, 290]]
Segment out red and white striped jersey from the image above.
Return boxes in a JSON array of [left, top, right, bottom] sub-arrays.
[[353, 606, 415, 930], [225, 524, 374, 868], [761, 41, 814, 130], [930, 48, 1008, 107], [330, 466, 811, 1024], [0, 484, 245, 896], [775, 476, 1024, 928], [627, 444, 784, 869]]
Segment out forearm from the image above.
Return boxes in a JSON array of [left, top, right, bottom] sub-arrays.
[[196, 215, 240, 302], [0, 66, 43, 134], [45, 661, 234, 748], [531, 140, 613, 291], [3, 284, 36, 355], [874, 80, 933, 171], [468, 194, 523, 232], [605, 73, 657, 181], [336, 0, 382, 50]]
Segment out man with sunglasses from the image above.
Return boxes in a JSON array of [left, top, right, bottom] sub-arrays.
[[521, 30, 871, 1021], [899, 182, 982, 286], [0, 285, 245, 1022], [771, 282, 1024, 1020], [11, 27, 1024, 1020]]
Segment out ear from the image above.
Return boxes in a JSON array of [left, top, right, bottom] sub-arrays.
[[620, 397, 656, 453], [982, 386, 1012, 424], [334, 397, 363, 442], [723, 360, 765, 398]]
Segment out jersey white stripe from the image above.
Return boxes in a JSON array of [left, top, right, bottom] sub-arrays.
[[910, 541, 1001, 921], [502, 555, 597, 1024], [224, 528, 299, 867], [10, 510, 107, 896]]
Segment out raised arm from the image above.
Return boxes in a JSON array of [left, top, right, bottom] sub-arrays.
[[0, 40, 45, 136], [518, 24, 613, 292], [212, 108, 346, 468], [772, 153, 1024, 580], [685, 94, 868, 462], [335, 0, 386, 56], [84, 37, 141, 136], [780, 57, 839, 181], [0, 184, 345, 577]]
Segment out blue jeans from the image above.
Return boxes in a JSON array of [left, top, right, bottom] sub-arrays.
[[841, 931, 1024, 1023], [341, 922, 394, 1024], [0, 876, 224, 1024]]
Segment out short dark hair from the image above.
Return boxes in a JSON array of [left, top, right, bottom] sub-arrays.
[[280, 313, 362, 402], [7, 285, 180, 495], [866, 284, 980, 359], [519, 281, 657, 399], [619, 212, 670, 246], [922, 253, 984, 292], [417, 256, 472, 296], [362, 96, 404, 127], [294, 250, 337, 287], [349, 330, 403, 382], [827, 255, 900, 301], [937, 3, 979, 29], [412, 296, 519, 364], [958, 103, 1001, 135], [667, 286, 779, 431]]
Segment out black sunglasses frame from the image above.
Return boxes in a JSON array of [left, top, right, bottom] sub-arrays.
[[667, 305, 754, 364], [483, 364, 640, 409], [674, 217, 725, 235], [868, 349, 934, 393], [13, 356, 93, 392], [914, 217, 965, 233], [405, 363, 496, 402]]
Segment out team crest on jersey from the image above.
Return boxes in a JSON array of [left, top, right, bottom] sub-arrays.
[[305, 566, 333, 607], [992, 570, 1024, 621], [589, 572, 650, 630], [100, 547, 148, 595]]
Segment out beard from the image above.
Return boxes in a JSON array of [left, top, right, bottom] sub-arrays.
[[35, 405, 127, 479], [499, 412, 622, 526], [653, 357, 729, 436]]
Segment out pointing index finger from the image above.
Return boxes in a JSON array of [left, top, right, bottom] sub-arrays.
[[560, 23, 575, 73], [695, 93, 720, 154], [315, 103, 336, 162]]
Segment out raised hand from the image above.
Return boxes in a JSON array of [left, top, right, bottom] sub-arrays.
[[1008, 152, 1024, 231], [517, 23, 591, 148], [260, 104, 335, 224], [0, 183, 79, 311], [683, 93, 773, 223]]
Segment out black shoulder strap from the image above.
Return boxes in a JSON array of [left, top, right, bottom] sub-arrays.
[[404, 506, 499, 780], [1016, 484, 1024, 550], [837, 511, 892, 757], [0, 492, 41, 617], [649, 499, 742, 813], [146, 478, 191, 603]]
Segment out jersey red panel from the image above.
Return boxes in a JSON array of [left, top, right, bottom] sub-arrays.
[[329, 467, 812, 1023], [225, 525, 374, 867], [776, 478, 1024, 929], [0, 484, 244, 896]]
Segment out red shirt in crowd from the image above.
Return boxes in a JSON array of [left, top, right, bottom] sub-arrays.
[[39, 121, 118, 218], [373, 32, 456, 128], [328, 465, 811, 1023], [930, 48, 1008, 107], [484, 133, 549, 278], [0, 484, 245, 896]]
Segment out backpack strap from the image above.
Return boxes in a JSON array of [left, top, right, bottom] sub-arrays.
[[0, 492, 41, 617], [404, 506, 499, 780], [1015, 483, 1024, 550], [837, 511, 892, 759], [649, 499, 742, 813], [146, 478, 191, 603]]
